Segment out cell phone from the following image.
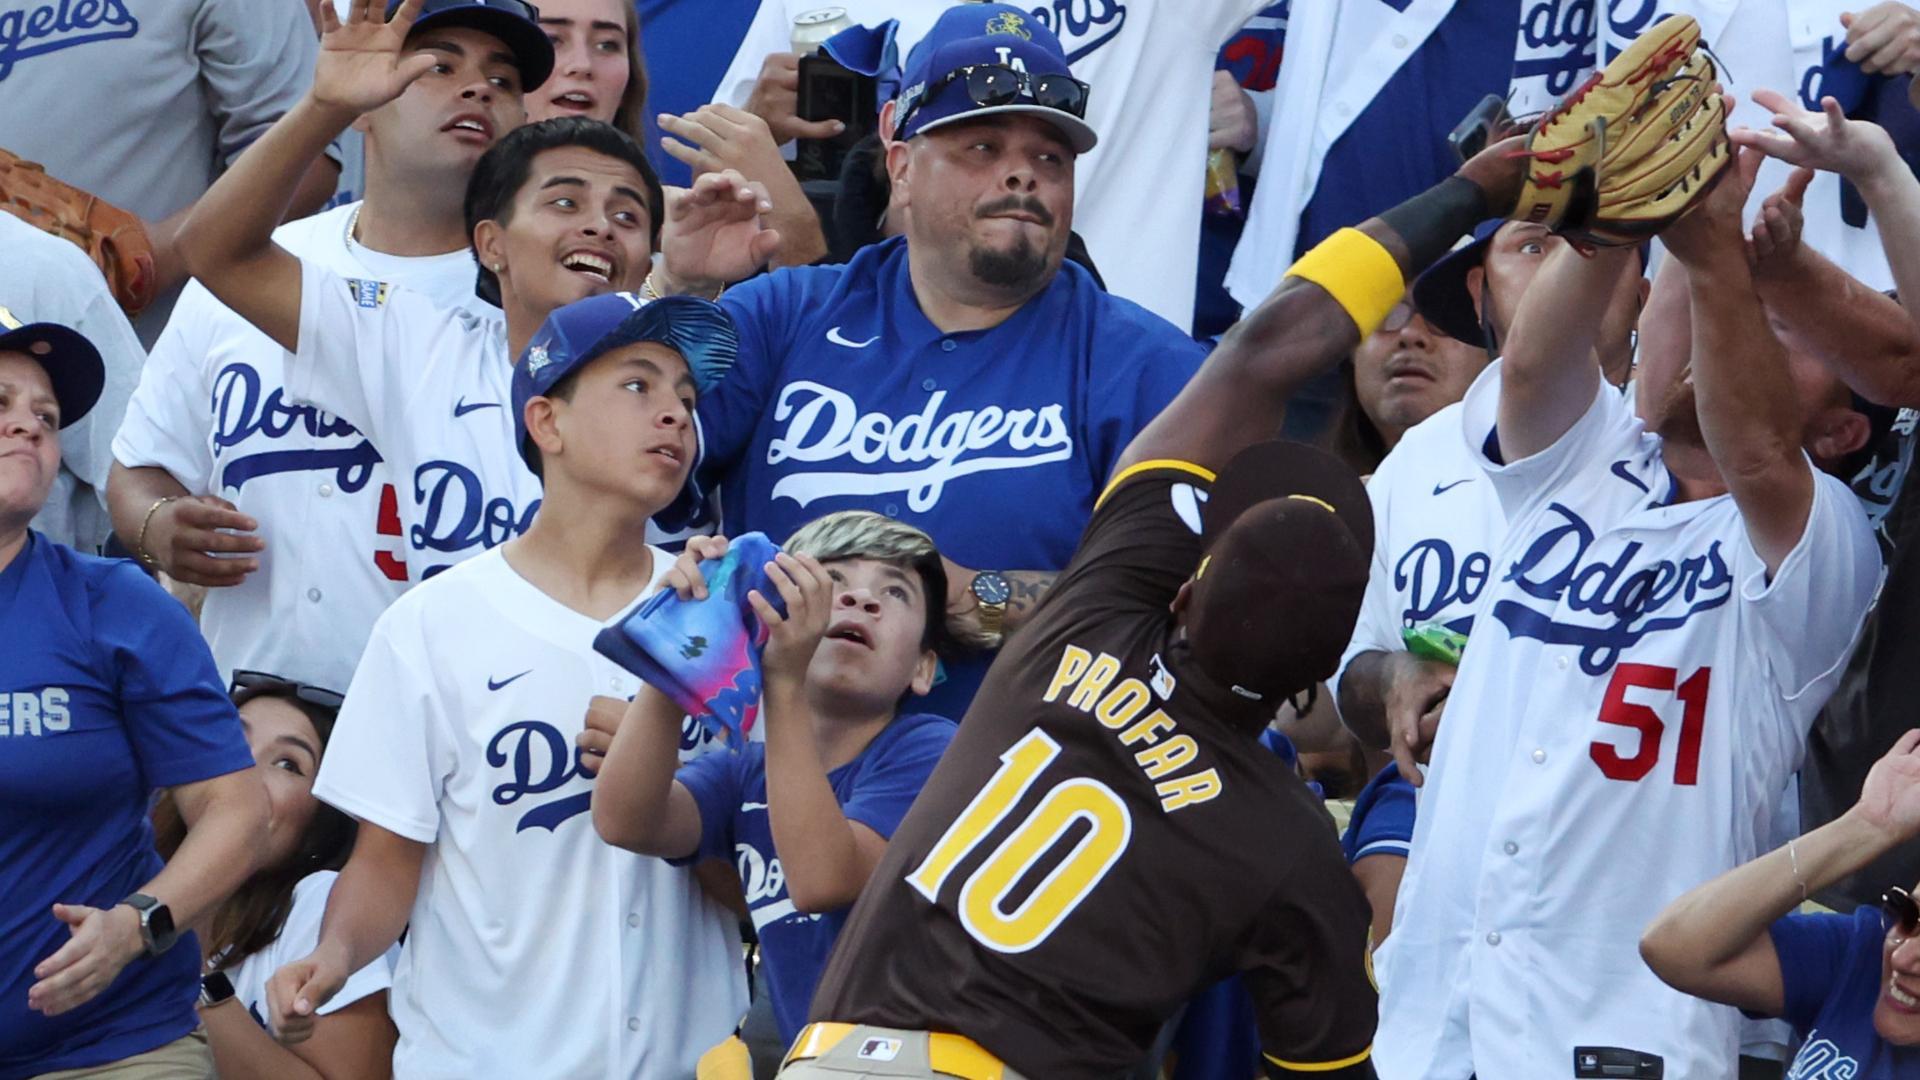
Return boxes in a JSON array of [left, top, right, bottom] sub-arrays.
[[794, 54, 877, 183], [1448, 93, 1514, 163]]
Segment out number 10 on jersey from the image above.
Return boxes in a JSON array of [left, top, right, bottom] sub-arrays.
[[906, 730, 1133, 954]]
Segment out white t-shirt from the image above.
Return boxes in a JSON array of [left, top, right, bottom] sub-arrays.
[[223, 870, 399, 1036], [313, 548, 746, 1080], [1372, 363, 1881, 1080], [714, 0, 1270, 330], [288, 256, 540, 583], [112, 202, 497, 692]]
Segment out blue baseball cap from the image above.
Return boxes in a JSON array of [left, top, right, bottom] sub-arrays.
[[1410, 220, 1504, 347], [387, 0, 555, 92], [513, 293, 738, 527], [0, 306, 103, 429], [893, 4, 1097, 153]]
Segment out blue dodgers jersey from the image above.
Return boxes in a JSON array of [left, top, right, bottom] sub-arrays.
[[705, 236, 1206, 716], [674, 712, 957, 1043], [0, 534, 252, 1079], [1295, 0, 1523, 257], [636, 0, 760, 189], [1769, 908, 1920, 1078], [1341, 761, 1415, 864]]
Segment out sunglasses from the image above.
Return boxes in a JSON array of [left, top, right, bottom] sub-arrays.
[[1885, 886, 1918, 941], [895, 64, 1090, 141], [230, 670, 346, 713]]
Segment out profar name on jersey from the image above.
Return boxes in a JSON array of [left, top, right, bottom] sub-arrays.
[[1043, 645, 1222, 813]]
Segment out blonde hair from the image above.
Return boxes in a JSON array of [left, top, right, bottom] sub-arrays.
[[785, 511, 997, 652]]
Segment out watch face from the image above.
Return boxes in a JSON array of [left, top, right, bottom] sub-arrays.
[[146, 903, 177, 952], [972, 571, 1012, 606]]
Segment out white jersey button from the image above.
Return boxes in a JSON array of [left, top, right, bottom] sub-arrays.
[[1391, 33, 1408, 48], [307, 588, 323, 603], [1503, 841, 1518, 856], [627, 1017, 640, 1032], [1555, 656, 1570, 670], [1531, 749, 1546, 764], [1486, 931, 1502, 946], [318, 482, 335, 497], [627, 913, 640, 928]]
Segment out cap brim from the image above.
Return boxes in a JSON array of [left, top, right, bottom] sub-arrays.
[[0, 323, 104, 428], [417, 7, 556, 91], [915, 103, 1098, 153], [1410, 232, 1496, 348], [1202, 440, 1373, 559]]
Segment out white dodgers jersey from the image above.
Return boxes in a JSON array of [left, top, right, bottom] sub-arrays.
[[313, 548, 745, 1079], [1373, 363, 1880, 1080]]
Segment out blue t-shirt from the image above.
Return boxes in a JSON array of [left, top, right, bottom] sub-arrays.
[[635, 0, 761, 189], [0, 533, 252, 1079], [674, 711, 956, 1042], [1294, 0, 1522, 257], [1341, 761, 1415, 865], [1768, 907, 1920, 1078], [704, 236, 1205, 718]]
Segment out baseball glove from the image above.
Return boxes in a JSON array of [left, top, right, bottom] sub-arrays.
[[1513, 14, 1731, 248], [0, 148, 157, 317]]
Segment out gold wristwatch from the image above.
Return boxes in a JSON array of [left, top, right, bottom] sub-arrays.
[[970, 571, 1011, 637]]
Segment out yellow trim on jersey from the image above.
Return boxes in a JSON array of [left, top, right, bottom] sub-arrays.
[[1264, 1045, 1374, 1073], [783, 1023, 1007, 1080], [1096, 459, 1217, 510], [1283, 227, 1405, 338]]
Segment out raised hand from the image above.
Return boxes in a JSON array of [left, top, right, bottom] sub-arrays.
[[1843, 3, 1920, 75], [665, 534, 731, 600], [1850, 729, 1920, 844], [1731, 89, 1900, 184], [658, 170, 783, 296], [750, 552, 832, 691], [1662, 140, 1763, 267], [312, 0, 438, 116], [1748, 166, 1813, 277]]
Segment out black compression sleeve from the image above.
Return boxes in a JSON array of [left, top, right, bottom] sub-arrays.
[[1376, 176, 1492, 275]]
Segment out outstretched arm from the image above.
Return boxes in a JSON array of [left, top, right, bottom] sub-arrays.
[[176, 0, 436, 351], [1493, 244, 1634, 462], [1111, 138, 1527, 479], [1662, 147, 1814, 575]]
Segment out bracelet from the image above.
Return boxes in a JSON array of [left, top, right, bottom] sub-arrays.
[[642, 268, 726, 303], [1282, 227, 1406, 338], [135, 495, 183, 573], [1787, 838, 1810, 906]]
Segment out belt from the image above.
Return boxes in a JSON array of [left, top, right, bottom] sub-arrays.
[[786, 1022, 1008, 1080]]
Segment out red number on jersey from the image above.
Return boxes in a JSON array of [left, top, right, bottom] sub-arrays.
[[1590, 664, 1710, 785]]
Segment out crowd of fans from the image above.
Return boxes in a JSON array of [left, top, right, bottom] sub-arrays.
[[8, 1, 1920, 1078]]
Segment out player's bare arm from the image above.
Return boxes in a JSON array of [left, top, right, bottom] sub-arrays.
[[1493, 244, 1633, 462], [1738, 89, 1920, 405], [177, 0, 436, 352], [1661, 147, 1817, 575], [1111, 135, 1527, 482], [589, 685, 704, 859], [106, 463, 263, 588], [268, 822, 425, 1045], [756, 553, 893, 914]]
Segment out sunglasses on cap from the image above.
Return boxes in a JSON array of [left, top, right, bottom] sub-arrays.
[[1885, 886, 1919, 942], [894, 63, 1091, 140], [230, 670, 346, 712]]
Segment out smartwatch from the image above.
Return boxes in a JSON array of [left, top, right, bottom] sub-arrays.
[[199, 970, 237, 1008], [969, 571, 1012, 638], [120, 893, 179, 957]]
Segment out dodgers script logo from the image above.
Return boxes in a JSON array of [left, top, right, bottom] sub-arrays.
[[212, 363, 382, 491], [737, 843, 786, 906], [1024, 0, 1125, 64], [1491, 503, 1733, 674], [411, 461, 539, 563], [766, 381, 1072, 512], [488, 720, 593, 832], [1513, 0, 1597, 100], [1785, 1032, 1859, 1080], [1395, 539, 1489, 633], [0, 1, 137, 82]]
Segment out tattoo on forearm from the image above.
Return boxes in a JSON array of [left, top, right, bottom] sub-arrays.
[[1004, 572, 1058, 625]]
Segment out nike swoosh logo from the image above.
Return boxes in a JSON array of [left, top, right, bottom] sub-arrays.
[[1432, 478, 1474, 496], [741, 802, 769, 812], [1610, 460, 1651, 494], [487, 670, 532, 691], [826, 326, 878, 348], [455, 397, 502, 418]]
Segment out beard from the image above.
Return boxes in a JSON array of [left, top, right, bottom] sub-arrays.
[[968, 236, 1051, 289]]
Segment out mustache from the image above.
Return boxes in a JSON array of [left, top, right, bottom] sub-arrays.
[[975, 195, 1054, 227]]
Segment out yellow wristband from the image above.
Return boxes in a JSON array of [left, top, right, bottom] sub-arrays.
[[1282, 227, 1406, 338]]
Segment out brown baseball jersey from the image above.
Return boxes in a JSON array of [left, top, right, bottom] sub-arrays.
[[808, 461, 1380, 1079]]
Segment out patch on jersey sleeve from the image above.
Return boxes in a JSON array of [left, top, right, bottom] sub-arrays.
[[1170, 483, 1207, 535], [345, 278, 391, 309]]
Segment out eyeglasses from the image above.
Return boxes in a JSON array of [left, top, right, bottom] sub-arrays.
[[229, 670, 346, 712], [894, 64, 1090, 141], [1884, 886, 1918, 942], [1378, 302, 1416, 334]]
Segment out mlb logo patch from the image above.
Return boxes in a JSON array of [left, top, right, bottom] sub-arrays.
[[346, 278, 391, 309], [856, 1037, 902, 1062]]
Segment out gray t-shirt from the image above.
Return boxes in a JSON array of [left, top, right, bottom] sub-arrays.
[[0, 214, 144, 554], [0, 0, 325, 341]]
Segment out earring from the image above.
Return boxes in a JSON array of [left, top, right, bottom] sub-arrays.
[[491, 263, 502, 272]]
